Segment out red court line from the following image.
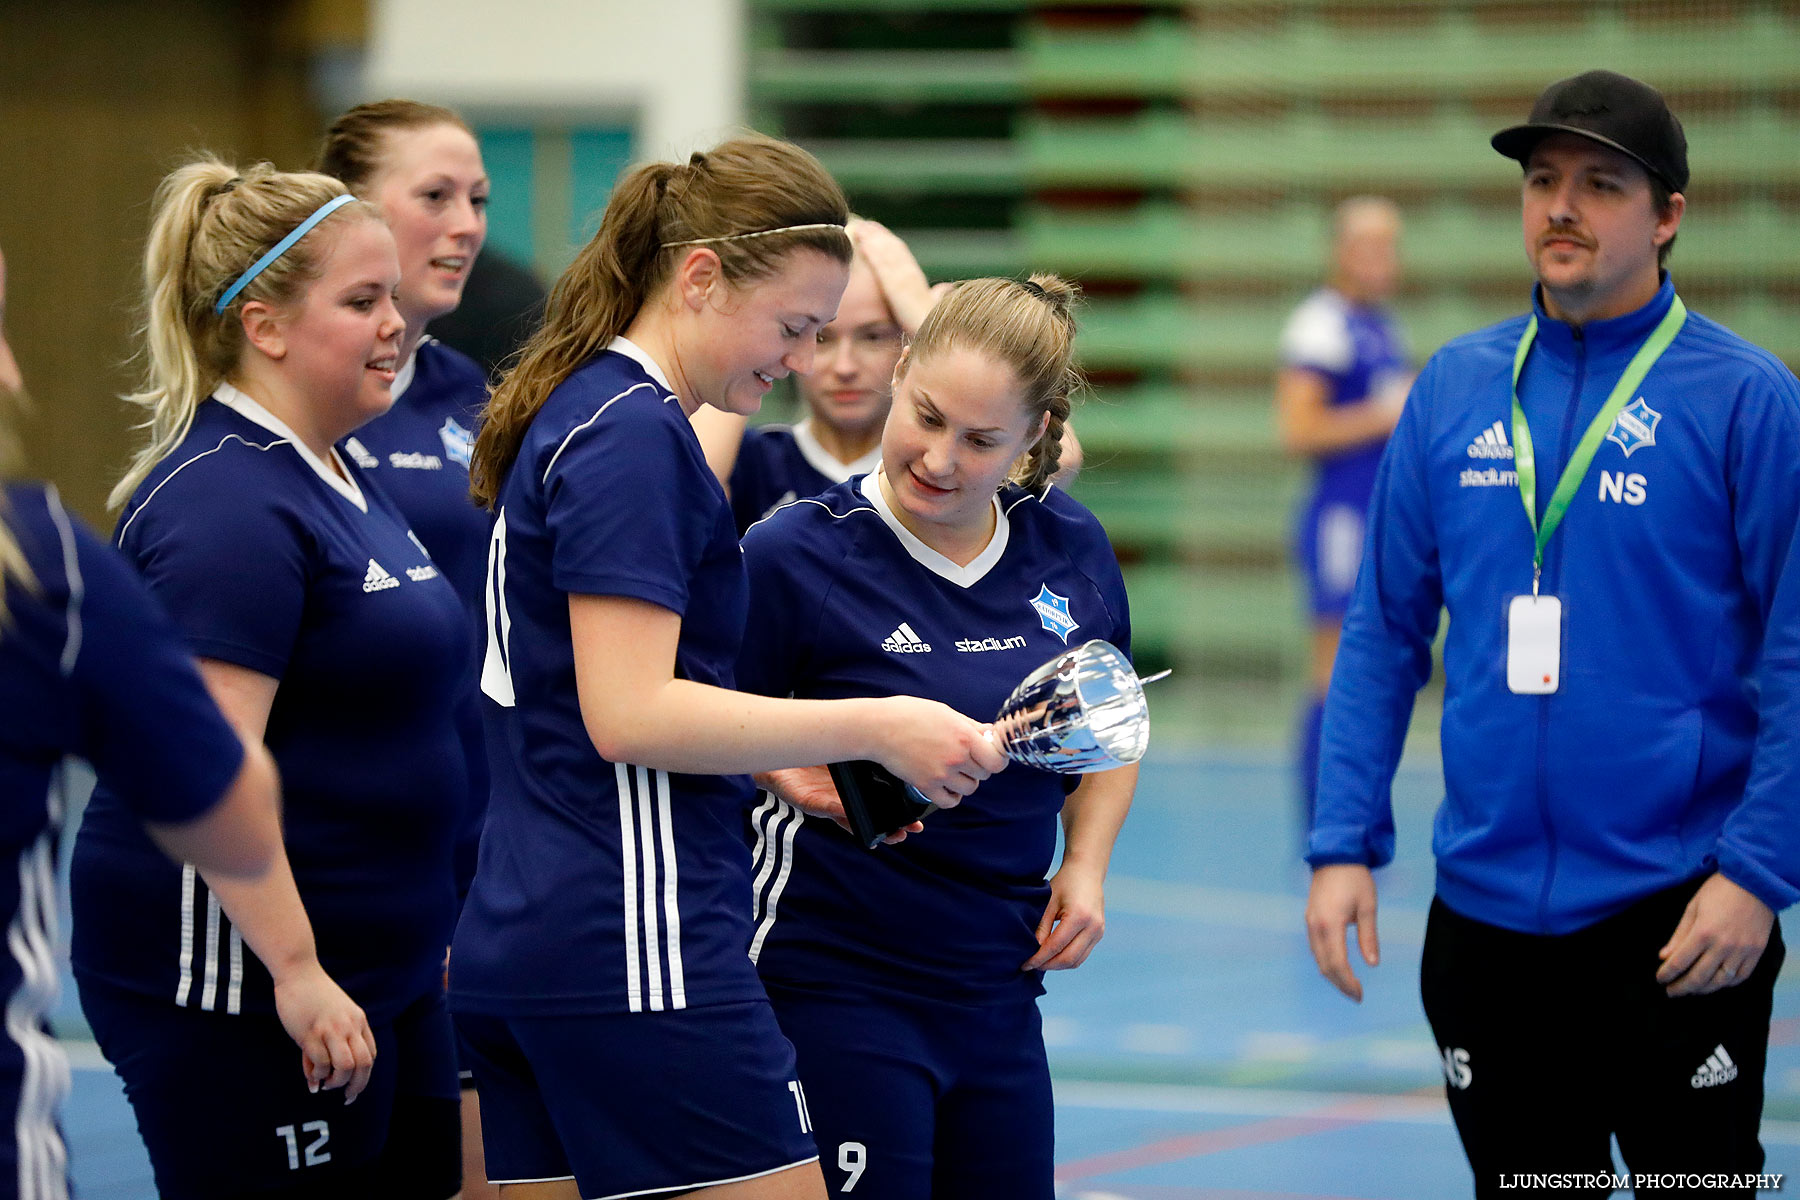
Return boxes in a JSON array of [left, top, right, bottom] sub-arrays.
[[1055, 1100, 1384, 1182]]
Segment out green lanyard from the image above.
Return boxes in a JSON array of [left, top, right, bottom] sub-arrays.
[[1511, 295, 1687, 594]]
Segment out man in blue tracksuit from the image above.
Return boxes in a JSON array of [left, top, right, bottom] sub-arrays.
[[1305, 70, 1800, 1197]]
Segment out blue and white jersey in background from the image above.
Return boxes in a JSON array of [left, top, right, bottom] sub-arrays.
[[1282, 288, 1411, 614], [727, 419, 881, 536], [737, 475, 1131, 1005], [2, 483, 244, 1200], [71, 385, 473, 1024], [339, 336, 492, 896], [340, 337, 489, 611], [450, 338, 761, 1018], [1281, 288, 1411, 508]]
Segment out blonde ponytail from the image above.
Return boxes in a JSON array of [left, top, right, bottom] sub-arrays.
[[110, 156, 377, 509]]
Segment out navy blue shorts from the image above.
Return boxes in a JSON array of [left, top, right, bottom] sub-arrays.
[[766, 984, 1054, 1200], [1295, 495, 1368, 619], [79, 980, 460, 1199], [456, 1000, 820, 1198]]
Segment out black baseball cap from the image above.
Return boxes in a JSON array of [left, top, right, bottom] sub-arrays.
[[1491, 70, 1688, 193]]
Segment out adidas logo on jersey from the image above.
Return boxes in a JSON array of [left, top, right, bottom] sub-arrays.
[[1467, 421, 1515, 460], [881, 623, 931, 653], [1691, 1044, 1739, 1089], [388, 451, 443, 470], [406, 564, 439, 582], [344, 437, 380, 469], [362, 559, 400, 593]]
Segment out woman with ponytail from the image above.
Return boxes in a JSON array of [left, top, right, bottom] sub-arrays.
[[72, 159, 473, 1199], [448, 134, 1005, 1200], [0, 241, 374, 1200], [736, 275, 1138, 1199]]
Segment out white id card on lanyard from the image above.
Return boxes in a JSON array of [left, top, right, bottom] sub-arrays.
[[1507, 594, 1562, 694]]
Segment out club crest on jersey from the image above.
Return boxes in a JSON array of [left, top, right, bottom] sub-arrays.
[[439, 417, 474, 468], [1030, 584, 1078, 644], [1606, 397, 1660, 458]]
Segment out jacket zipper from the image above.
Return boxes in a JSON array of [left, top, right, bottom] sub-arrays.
[[1535, 326, 1585, 932]]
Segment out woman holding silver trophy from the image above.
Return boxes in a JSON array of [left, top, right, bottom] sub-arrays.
[[451, 134, 1006, 1200], [738, 274, 1140, 1199]]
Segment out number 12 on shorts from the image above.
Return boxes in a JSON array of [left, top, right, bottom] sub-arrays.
[[275, 1121, 331, 1170]]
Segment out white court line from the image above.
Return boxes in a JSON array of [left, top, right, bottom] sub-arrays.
[[1054, 1080, 1800, 1145]]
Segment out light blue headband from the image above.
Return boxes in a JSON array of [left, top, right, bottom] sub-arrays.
[[213, 193, 357, 315]]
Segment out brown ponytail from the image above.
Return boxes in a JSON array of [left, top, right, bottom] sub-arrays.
[[470, 134, 851, 508]]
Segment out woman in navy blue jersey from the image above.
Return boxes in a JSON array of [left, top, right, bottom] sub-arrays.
[[317, 99, 492, 614], [316, 100, 499, 1198], [71, 159, 473, 1199], [737, 274, 1139, 1199], [0, 253, 373, 1200], [453, 134, 1007, 1200]]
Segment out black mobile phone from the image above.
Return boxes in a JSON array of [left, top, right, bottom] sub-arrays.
[[827, 760, 936, 850]]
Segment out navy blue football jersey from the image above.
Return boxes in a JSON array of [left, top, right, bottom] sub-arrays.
[[451, 338, 762, 1018], [738, 474, 1131, 1004], [339, 337, 491, 897], [728, 420, 880, 536], [71, 385, 473, 1023], [2, 483, 243, 1200], [340, 337, 489, 611]]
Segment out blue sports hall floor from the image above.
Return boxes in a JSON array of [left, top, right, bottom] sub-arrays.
[[54, 752, 1800, 1198]]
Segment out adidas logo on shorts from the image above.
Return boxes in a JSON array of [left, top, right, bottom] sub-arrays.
[[881, 622, 931, 654], [362, 558, 400, 593], [1691, 1044, 1739, 1088]]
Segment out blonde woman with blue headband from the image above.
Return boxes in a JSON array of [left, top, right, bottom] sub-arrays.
[[72, 158, 476, 1199]]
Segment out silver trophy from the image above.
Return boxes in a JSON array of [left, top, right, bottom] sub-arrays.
[[838, 640, 1164, 846], [991, 639, 1167, 773]]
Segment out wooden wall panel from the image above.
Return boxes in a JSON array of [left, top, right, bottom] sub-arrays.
[[1, 0, 321, 523]]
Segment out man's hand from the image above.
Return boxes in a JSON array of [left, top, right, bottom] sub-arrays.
[[755, 765, 922, 845], [1656, 873, 1774, 996], [1305, 863, 1380, 1002]]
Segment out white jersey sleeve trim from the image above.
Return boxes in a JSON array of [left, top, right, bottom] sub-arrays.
[[1280, 289, 1355, 375], [42, 488, 82, 677], [211, 383, 368, 512], [790, 419, 881, 485], [115, 430, 284, 545], [540, 382, 662, 484], [859, 473, 1010, 589]]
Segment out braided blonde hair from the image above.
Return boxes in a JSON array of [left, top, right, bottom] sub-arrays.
[[901, 273, 1083, 492]]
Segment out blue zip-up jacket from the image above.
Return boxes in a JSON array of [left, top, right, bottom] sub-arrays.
[[1310, 276, 1800, 935]]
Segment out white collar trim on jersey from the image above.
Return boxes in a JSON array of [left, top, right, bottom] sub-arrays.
[[792, 418, 882, 484], [860, 471, 1009, 589], [211, 382, 368, 512], [606, 335, 676, 394], [390, 336, 430, 402]]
